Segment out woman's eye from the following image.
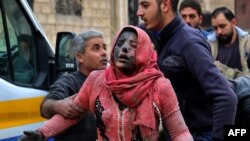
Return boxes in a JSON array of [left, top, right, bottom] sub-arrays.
[[117, 41, 124, 47]]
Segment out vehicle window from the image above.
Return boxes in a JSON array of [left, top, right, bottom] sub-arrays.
[[0, 10, 8, 80], [59, 35, 75, 70], [0, 0, 38, 84]]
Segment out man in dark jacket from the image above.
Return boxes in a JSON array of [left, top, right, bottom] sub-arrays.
[[137, 0, 237, 140], [40, 29, 108, 141]]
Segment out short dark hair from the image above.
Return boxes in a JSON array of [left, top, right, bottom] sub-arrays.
[[156, 0, 179, 13], [18, 34, 31, 44], [211, 7, 235, 22], [179, 0, 202, 16], [201, 10, 212, 26], [171, 0, 180, 13]]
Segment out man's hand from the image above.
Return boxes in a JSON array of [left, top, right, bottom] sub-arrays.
[[55, 94, 84, 119], [18, 130, 44, 141]]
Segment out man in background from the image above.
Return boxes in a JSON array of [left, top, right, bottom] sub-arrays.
[[208, 7, 250, 79], [179, 0, 211, 38]]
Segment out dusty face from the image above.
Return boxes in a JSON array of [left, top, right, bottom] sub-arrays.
[[114, 30, 137, 76], [180, 7, 202, 29], [212, 13, 235, 44], [137, 0, 164, 31], [77, 37, 108, 74]]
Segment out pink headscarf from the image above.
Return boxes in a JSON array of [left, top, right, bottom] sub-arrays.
[[103, 26, 163, 137]]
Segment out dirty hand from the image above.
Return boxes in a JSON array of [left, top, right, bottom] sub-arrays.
[[56, 94, 84, 119], [18, 130, 44, 141]]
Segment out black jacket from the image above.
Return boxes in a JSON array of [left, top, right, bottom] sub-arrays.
[[157, 15, 237, 140]]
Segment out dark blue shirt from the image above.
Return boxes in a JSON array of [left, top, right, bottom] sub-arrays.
[[217, 39, 242, 70]]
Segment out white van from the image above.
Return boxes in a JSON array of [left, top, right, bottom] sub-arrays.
[[0, 0, 75, 140]]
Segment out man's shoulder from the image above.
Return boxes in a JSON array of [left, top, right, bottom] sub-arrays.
[[47, 71, 85, 99], [53, 71, 86, 87], [236, 26, 249, 38], [180, 26, 211, 48]]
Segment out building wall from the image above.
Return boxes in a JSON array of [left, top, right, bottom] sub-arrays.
[[33, 0, 128, 54], [198, 0, 249, 31], [198, 0, 234, 13], [33, 0, 246, 53], [235, 0, 250, 31]]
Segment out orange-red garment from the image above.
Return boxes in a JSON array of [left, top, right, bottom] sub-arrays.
[[38, 26, 192, 141]]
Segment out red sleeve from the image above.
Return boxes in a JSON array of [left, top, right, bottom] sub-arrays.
[[38, 115, 78, 138], [158, 78, 193, 141], [37, 71, 101, 138], [74, 70, 103, 111], [73, 74, 92, 111]]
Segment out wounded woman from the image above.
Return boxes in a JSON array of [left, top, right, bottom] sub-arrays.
[[19, 26, 193, 141]]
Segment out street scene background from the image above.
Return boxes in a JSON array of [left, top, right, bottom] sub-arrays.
[[29, 0, 249, 53]]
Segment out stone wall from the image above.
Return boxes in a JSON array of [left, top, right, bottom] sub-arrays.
[[32, 0, 238, 53], [32, 0, 127, 54], [198, 0, 234, 13]]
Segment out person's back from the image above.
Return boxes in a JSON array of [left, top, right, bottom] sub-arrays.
[[200, 10, 214, 33]]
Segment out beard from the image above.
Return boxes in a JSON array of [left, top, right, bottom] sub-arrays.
[[145, 4, 163, 32], [217, 31, 233, 44]]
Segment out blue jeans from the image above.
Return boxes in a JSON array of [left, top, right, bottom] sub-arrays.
[[192, 131, 212, 141]]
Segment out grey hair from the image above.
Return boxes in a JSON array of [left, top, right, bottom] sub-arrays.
[[72, 29, 104, 54], [72, 29, 104, 67]]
